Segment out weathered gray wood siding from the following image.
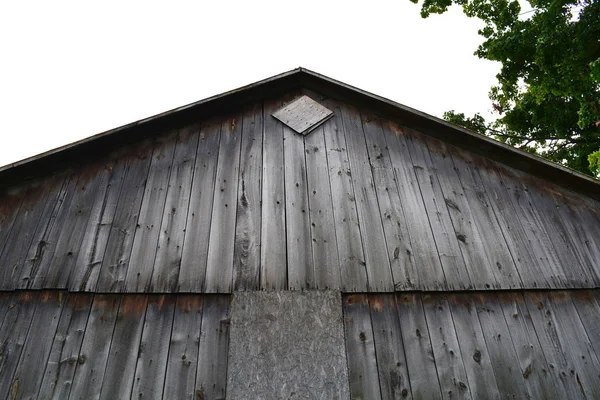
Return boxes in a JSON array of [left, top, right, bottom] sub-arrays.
[[1, 93, 599, 293], [342, 291, 600, 400], [0, 291, 230, 400]]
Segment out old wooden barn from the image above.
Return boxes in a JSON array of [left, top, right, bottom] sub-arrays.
[[1, 68, 600, 399]]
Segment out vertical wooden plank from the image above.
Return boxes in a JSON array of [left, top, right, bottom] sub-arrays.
[[283, 117, 314, 290], [8, 291, 65, 400], [195, 295, 230, 400], [491, 163, 569, 288], [369, 294, 412, 400], [473, 157, 552, 288], [131, 295, 176, 400], [125, 131, 177, 292], [17, 173, 71, 290], [342, 294, 382, 400], [163, 296, 203, 400], [233, 104, 263, 291], [70, 154, 129, 292], [510, 168, 595, 287], [571, 291, 600, 360], [0, 292, 36, 398], [422, 294, 471, 400], [178, 120, 220, 292], [204, 114, 243, 293], [427, 138, 523, 289], [423, 139, 493, 290], [260, 98, 287, 290], [447, 293, 501, 399], [96, 141, 153, 292], [396, 293, 443, 400], [473, 293, 531, 399], [0, 292, 12, 330], [98, 295, 148, 400], [37, 294, 92, 400], [0, 183, 28, 259], [361, 116, 418, 291], [151, 124, 200, 292], [451, 149, 544, 288], [405, 130, 472, 290], [43, 164, 110, 289], [383, 122, 447, 290], [68, 294, 121, 400], [523, 292, 583, 398], [497, 292, 567, 400], [304, 124, 341, 289], [0, 178, 57, 290], [321, 109, 367, 292], [338, 104, 393, 291], [553, 194, 600, 285], [548, 292, 600, 398], [28, 173, 79, 289]]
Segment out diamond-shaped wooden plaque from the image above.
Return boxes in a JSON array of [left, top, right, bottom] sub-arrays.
[[272, 95, 334, 135]]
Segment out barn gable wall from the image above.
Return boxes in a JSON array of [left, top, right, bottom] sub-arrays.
[[1, 91, 599, 293]]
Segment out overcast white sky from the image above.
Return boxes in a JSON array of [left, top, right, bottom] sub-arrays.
[[0, 1, 500, 168]]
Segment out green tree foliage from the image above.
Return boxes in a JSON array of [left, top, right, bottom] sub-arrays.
[[412, 0, 600, 176]]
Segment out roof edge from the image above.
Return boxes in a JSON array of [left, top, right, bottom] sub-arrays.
[[1, 67, 599, 200]]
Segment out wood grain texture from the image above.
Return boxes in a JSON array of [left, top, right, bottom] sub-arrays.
[[151, 124, 200, 292], [37, 294, 92, 400], [0, 179, 55, 290], [426, 138, 522, 290], [195, 295, 230, 400], [0, 292, 37, 399], [260, 98, 288, 290], [96, 141, 153, 292], [163, 296, 203, 400], [473, 293, 531, 399], [131, 295, 176, 400], [509, 167, 595, 287], [546, 292, 600, 398], [523, 292, 584, 398], [447, 293, 501, 400], [126, 131, 177, 292], [338, 104, 393, 291], [283, 115, 315, 290], [362, 116, 418, 291], [98, 295, 147, 400], [492, 163, 569, 288], [70, 156, 128, 292], [178, 120, 221, 293], [8, 291, 64, 400], [304, 123, 341, 289], [43, 163, 109, 289], [497, 292, 564, 400], [204, 115, 243, 293], [473, 156, 551, 288], [422, 294, 471, 400], [383, 122, 447, 291], [405, 129, 472, 291], [68, 294, 121, 400], [368, 294, 412, 400], [321, 107, 367, 292], [0, 183, 28, 261], [233, 105, 263, 291], [342, 294, 382, 400], [28, 173, 80, 289], [396, 293, 443, 400]]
